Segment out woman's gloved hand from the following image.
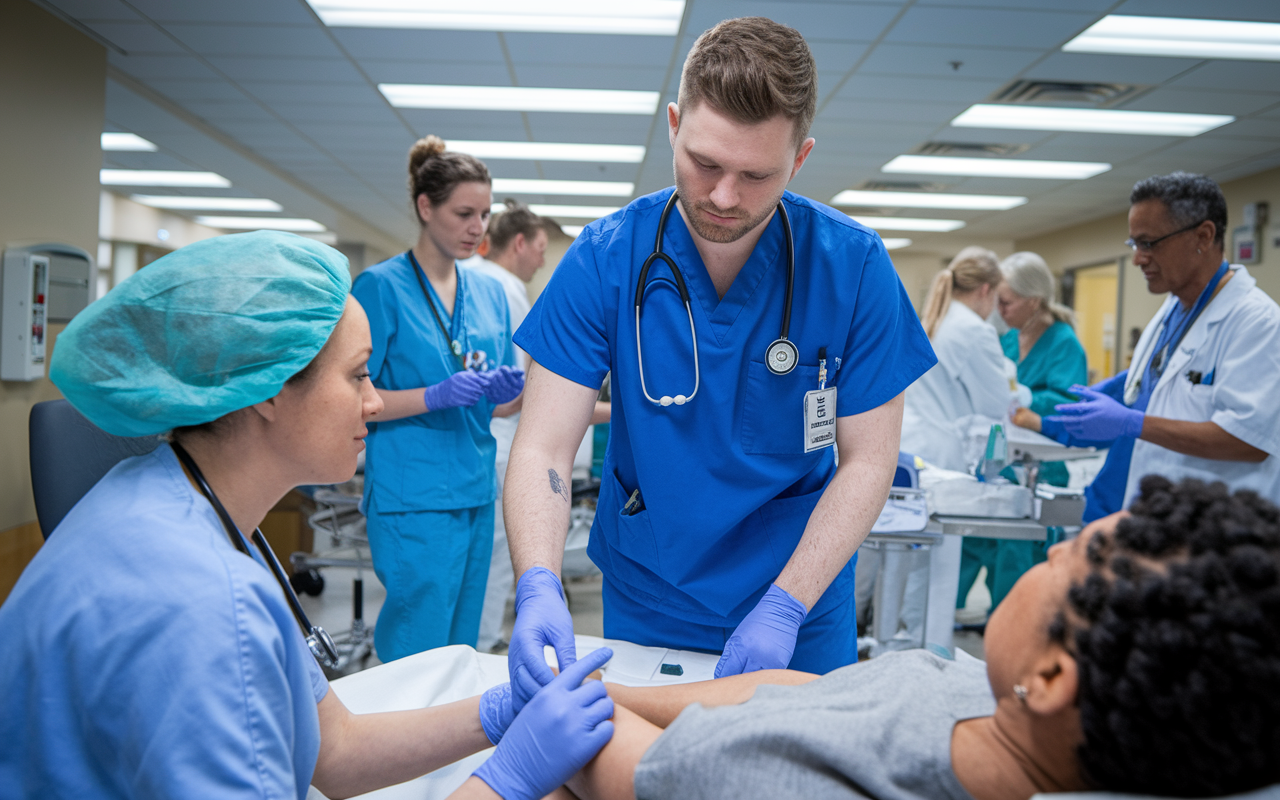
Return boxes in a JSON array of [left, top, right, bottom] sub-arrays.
[[472, 647, 615, 800], [508, 567, 576, 713], [478, 682, 515, 746], [484, 365, 526, 404], [1052, 385, 1145, 441], [422, 371, 491, 412], [714, 583, 807, 678]]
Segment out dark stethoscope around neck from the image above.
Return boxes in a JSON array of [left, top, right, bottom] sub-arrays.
[[171, 441, 339, 668], [635, 192, 797, 406]]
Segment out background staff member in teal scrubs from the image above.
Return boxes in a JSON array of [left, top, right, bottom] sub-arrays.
[[503, 17, 936, 703], [353, 136, 524, 661]]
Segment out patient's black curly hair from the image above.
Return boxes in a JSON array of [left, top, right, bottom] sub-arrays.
[[1051, 475, 1280, 797]]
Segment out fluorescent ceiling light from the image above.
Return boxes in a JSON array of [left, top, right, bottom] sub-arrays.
[[850, 216, 965, 232], [447, 140, 646, 163], [101, 169, 231, 187], [309, 0, 685, 36], [883, 155, 1111, 180], [561, 225, 586, 237], [1064, 15, 1280, 61], [195, 216, 326, 232], [831, 190, 1026, 210], [493, 178, 633, 197], [101, 132, 157, 151], [952, 104, 1233, 136], [380, 84, 659, 115], [528, 204, 621, 219], [882, 238, 912, 250], [131, 195, 283, 212]]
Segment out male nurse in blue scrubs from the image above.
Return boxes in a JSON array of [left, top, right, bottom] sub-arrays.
[[503, 17, 936, 702]]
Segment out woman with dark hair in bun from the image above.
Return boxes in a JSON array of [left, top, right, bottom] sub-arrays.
[[352, 136, 525, 662]]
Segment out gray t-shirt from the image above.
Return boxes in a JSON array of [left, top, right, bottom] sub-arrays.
[[634, 649, 992, 800]]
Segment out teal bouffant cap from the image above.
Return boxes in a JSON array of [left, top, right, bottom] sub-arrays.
[[50, 230, 350, 437]]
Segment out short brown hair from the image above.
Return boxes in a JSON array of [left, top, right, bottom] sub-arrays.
[[488, 199, 544, 254], [678, 17, 817, 148], [407, 135, 491, 220]]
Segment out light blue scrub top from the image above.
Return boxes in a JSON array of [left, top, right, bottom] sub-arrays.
[[0, 445, 329, 799], [353, 253, 515, 512], [516, 188, 936, 625]]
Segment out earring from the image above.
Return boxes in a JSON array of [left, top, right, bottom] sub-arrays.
[[1013, 684, 1029, 704]]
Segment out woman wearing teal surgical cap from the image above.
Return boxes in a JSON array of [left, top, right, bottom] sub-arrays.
[[0, 231, 613, 799], [352, 135, 524, 662]]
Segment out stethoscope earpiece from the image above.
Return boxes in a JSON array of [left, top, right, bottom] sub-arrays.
[[637, 192, 797, 406]]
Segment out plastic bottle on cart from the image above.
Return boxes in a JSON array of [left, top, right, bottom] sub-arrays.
[[979, 423, 1008, 483]]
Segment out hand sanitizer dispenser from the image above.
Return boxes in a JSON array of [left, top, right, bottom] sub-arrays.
[[2, 251, 50, 381]]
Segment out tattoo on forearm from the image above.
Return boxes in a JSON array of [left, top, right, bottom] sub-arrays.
[[549, 468, 569, 503]]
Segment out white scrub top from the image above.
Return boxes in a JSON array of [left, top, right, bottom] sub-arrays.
[[0, 445, 329, 799], [1123, 265, 1280, 505], [901, 299, 1013, 472], [463, 256, 532, 462]]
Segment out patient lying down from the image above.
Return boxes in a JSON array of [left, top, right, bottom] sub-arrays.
[[555, 476, 1280, 800]]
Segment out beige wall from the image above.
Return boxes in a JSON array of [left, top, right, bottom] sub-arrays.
[[0, 0, 106, 532], [1014, 164, 1280, 372]]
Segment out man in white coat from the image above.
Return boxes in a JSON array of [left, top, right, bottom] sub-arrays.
[[1051, 172, 1279, 506]]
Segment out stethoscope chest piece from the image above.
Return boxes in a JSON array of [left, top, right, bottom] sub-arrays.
[[766, 338, 798, 375]]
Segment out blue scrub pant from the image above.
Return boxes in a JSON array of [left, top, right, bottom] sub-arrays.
[[601, 559, 858, 675], [365, 500, 494, 662]]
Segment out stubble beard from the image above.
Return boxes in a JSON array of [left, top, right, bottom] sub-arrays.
[[674, 168, 780, 245]]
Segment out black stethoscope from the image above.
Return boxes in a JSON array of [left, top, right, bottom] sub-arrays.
[[172, 442, 339, 668], [635, 192, 796, 406]]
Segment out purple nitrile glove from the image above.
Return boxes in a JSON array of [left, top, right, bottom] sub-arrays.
[[714, 583, 807, 678], [1052, 385, 1144, 441], [484, 365, 525, 404], [508, 567, 577, 713], [422, 370, 491, 412], [473, 647, 615, 800], [478, 682, 515, 746]]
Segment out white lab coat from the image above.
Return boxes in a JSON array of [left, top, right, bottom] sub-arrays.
[[1123, 265, 1280, 506], [901, 300, 1013, 472]]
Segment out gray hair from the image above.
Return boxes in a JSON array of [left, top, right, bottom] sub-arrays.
[[1129, 172, 1227, 246], [1001, 251, 1075, 326]]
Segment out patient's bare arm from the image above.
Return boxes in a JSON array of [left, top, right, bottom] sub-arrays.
[[604, 669, 818, 727], [565, 670, 820, 800]]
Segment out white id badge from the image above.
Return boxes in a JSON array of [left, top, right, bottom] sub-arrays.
[[803, 387, 837, 452]]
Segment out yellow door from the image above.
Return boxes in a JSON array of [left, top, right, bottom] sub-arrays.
[[1073, 264, 1119, 382]]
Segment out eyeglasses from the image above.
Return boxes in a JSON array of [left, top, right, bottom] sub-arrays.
[[1125, 220, 1205, 253]]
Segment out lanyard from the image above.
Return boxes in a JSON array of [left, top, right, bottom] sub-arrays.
[[407, 250, 465, 371], [1148, 261, 1229, 378]]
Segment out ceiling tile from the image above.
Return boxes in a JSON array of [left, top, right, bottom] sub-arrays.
[[164, 24, 341, 58], [1113, 0, 1280, 23], [110, 52, 222, 81], [820, 97, 971, 123], [44, 0, 142, 22], [206, 56, 367, 84], [808, 41, 871, 75], [502, 33, 678, 67], [859, 43, 1043, 80], [920, 0, 1112, 9], [147, 79, 248, 102], [1169, 61, 1280, 91], [83, 21, 186, 54], [685, 2, 904, 43], [1024, 52, 1204, 85], [127, 0, 318, 25], [835, 74, 1004, 103], [885, 6, 1098, 48], [514, 66, 668, 92], [332, 29, 505, 63], [182, 100, 278, 124], [359, 60, 512, 86], [236, 82, 379, 104], [1124, 87, 1280, 116]]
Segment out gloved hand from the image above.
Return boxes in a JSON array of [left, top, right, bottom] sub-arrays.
[[1089, 370, 1128, 400], [484, 365, 525, 404], [1051, 385, 1144, 441], [508, 567, 577, 713], [714, 583, 807, 678], [478, 682, 515, 746], [422, 370, 491, 412], [473, 647, 615, 800]]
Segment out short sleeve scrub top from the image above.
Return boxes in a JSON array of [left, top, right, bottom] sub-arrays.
[[0, 445, 330, 799], [515, 188, 936, 673], [352, 253, 515, 661]]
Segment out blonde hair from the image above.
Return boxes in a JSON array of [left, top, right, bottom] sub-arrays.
[[1000, 251, 1076, 326], [919, 246, 1002, 338], [407, 135, 490, 221], [678, 17, 817, 148]]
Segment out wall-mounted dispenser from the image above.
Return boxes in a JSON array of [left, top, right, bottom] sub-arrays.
[[2, 244, 93, 381]]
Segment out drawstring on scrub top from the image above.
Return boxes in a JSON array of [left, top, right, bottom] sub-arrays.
[[171, 441, 339, 668]]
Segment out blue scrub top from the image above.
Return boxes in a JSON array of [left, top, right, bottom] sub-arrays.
[[353, 253, 515, 512], [0, 445, 329, 799], [516, 188, 936, 625]]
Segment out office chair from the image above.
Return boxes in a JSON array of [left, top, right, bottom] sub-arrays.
[[29, 399, 162, 539]]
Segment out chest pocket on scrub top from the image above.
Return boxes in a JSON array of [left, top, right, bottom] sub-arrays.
[[740, 360, 823, 455]]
